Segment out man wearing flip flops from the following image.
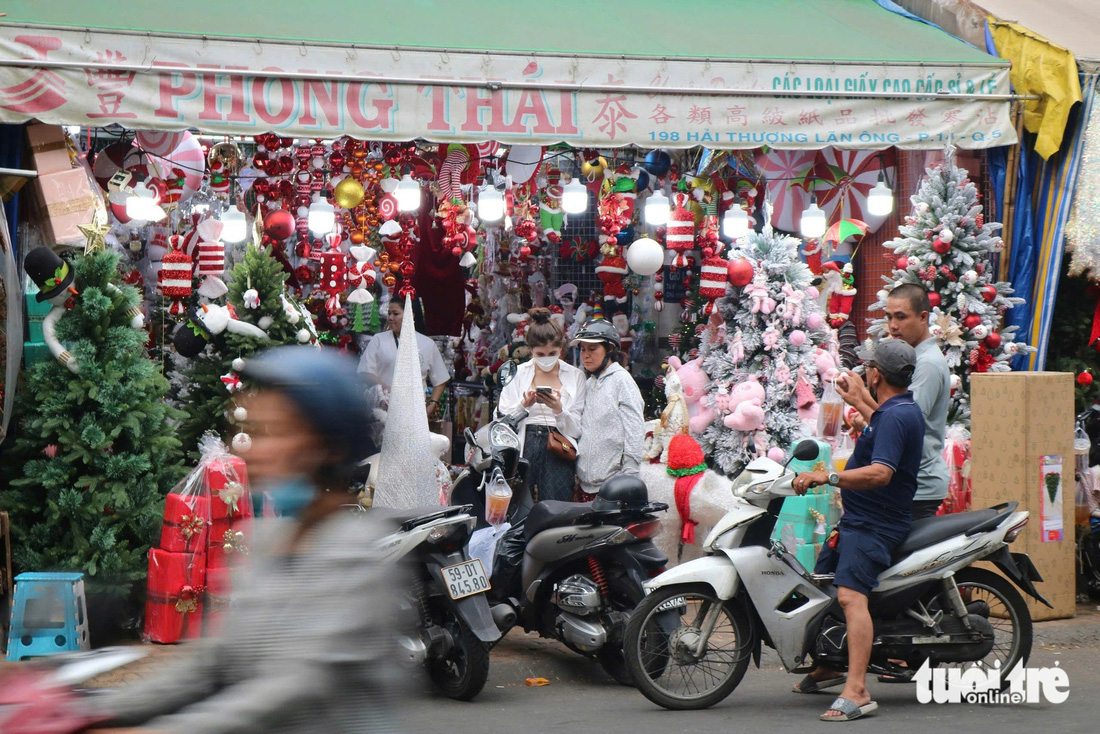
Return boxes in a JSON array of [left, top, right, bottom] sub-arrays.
[[792, 339, 926, 721]]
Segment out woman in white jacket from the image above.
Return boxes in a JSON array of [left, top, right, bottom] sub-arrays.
[[496, 308, 586, 502]]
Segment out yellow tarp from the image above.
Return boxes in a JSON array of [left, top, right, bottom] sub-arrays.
[[990, 20, 1082, 158]]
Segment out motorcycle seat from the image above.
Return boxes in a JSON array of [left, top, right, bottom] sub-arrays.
[[524, 500, 593, 540], [369, 505, 467, 531], [893, 508, 1001, 558]]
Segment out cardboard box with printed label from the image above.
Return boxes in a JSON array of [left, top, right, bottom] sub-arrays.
[[969, 372, 1076, 621]]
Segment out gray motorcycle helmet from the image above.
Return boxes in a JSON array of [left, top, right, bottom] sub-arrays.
[[570, 318, 621, 349], [240, 346, 378, 481]]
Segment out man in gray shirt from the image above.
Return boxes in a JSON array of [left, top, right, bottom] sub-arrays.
[[838, 284, 950, 520]]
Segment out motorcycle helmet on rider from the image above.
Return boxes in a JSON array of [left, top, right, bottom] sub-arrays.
[[570, 318, 621, 376]]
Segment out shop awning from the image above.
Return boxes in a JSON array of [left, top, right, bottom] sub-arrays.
[[0, 0, 1016, 149]]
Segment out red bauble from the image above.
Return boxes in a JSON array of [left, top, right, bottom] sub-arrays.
[[896, 256, 909, 270], [984, 332, 1002, 350], [727, 258, 754, 288], [981, 285, 997, 303], [265, 209, 296, 241], [963, 314, 982, 330], [932, 237, 951, 254], [451, 246, 462, 257], [1078, 371, 1094, 387], [927, 291, 941, 308]]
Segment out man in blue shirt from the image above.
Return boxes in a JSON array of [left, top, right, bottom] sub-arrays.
[[790, 339, 925, 722]]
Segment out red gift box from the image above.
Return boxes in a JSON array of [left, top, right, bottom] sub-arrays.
[[205, 456, 253, 521], [143, 549, 206, 644], [208, 516, 251, 569], [159, 493, 211, 553], [204, 565, 232, 636]]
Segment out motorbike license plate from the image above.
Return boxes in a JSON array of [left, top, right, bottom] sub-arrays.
[[441, 559, 491, 600]]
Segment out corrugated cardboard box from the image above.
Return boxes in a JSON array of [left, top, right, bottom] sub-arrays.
[[970, 373, 1076, 621], [25, 124, 74, 175], [32, 167, 99, 248]]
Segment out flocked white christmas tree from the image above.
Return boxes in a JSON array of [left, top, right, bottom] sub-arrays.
[[871, 146, 1032, 425], [697, 222, 839, 477]]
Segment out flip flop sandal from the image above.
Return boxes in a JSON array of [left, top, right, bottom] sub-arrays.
[[792, 675, 846, 694], [821, 697, 879, 722]]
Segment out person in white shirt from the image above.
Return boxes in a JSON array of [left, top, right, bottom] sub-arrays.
[[357, 298, 450, 419], [496, 308, 586, 502]]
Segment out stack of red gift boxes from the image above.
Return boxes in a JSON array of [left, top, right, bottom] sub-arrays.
[[144, 453, 252, 643]]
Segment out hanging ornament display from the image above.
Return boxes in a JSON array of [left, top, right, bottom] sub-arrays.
[[318, 232, 348, 319], [699, 251, 730, 314], [595, 251, 629, 307]]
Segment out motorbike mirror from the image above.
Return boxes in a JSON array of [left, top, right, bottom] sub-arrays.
[[791, 439, 820, 464], [464, 427, 476, 450], [499, 360, 518, 387]]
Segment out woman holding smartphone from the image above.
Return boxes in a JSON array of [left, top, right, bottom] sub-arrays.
[[496, 307, 586, 502]]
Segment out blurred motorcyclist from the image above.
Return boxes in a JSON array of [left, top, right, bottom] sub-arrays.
[[87, 346, 402, 734]]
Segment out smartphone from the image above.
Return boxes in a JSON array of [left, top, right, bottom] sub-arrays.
[[535, 386, 553, 395]]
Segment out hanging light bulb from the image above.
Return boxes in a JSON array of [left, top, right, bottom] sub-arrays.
[[125, 181, 166, 223], [220, 206, 248, 243], [867, 173, 894, 217], [800, 195, 827, 239], [478, 185, 504, 221], [722, 205, 750, 239], [394, 174, 421, 212], [308, 196, 335, 235], [644, 190, 670, 226], [561, 177, 588, 214]]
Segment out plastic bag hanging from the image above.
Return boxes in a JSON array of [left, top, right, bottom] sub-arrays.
[[484, 468, 513, 527], [816, 376, 844, 443]]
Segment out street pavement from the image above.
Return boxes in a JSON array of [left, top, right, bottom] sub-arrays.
[[67, 604, 1100, 731]]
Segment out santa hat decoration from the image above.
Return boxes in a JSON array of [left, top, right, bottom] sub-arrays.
[[158, 237, 192, 316], [698, 254, 729, 313], [596, 252, 629, 305], [666, 434, 707, 547], [666, 193, 695, 269]]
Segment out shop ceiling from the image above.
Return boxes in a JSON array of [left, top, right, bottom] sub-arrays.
[[0, 0, 1020, 149]]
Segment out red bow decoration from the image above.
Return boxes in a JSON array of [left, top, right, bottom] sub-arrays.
[[220, 372, 242, 392], [559, 237, 599, 262], [968, 345, 994, 373]]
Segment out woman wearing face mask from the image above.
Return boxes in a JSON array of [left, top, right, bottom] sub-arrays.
[[358, 297, 450, 420], [571, 318, 645, 499], [84, 347, 402, 734], [495, 307, 586, 502]]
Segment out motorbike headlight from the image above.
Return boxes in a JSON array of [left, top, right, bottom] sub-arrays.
[[489, 423, 520, 450]]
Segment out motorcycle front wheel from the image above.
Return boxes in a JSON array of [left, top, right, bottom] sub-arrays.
[[426, 607, 491, 701], [623, 584, 752, 710]]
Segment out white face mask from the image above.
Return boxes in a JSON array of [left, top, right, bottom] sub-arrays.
[[533, 355, 559, 372]]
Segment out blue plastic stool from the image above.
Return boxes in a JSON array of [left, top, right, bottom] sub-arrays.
[[6, 572, 90, 661]]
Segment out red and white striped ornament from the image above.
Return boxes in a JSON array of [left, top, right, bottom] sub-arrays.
[[158, 241, 192, 316], [666, 193, 695, 268], [699, 256, 729, 310]]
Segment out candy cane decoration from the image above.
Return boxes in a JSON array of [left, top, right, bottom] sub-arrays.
[[439, 144, 470, 202]]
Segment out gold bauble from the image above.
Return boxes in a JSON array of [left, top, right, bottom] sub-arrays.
[[334, 177, 366, 209], [209, 142, 244, 175], [581, 156, 608, 182]]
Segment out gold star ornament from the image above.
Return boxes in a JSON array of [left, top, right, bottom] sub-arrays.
[[78, 220, 111, 254]]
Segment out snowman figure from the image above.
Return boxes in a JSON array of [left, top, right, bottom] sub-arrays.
[[172, 302, 270, 358], [24, 246, 145, 374]]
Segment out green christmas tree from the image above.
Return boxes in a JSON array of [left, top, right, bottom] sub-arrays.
[[1046, 264, 1100, 412], [0, 251, 185, 598], [176, 242, 312, 456]]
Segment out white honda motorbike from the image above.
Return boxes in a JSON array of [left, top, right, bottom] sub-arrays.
[[623, 439, 1049, 710]]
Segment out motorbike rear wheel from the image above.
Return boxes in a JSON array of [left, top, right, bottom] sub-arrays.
[[427, 608, 491, 701], [935, 567, 1032, 680], [624, 584, 752, 710]]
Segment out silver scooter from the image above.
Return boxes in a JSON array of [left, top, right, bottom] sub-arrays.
[[623, 439, 1047, 710]]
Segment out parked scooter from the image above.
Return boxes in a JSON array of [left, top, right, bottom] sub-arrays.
[[623, 439, 1048, 710], [1074, 408, 1100, 599], [353, 502, 501, 701], [452, 410, 669, 684]]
